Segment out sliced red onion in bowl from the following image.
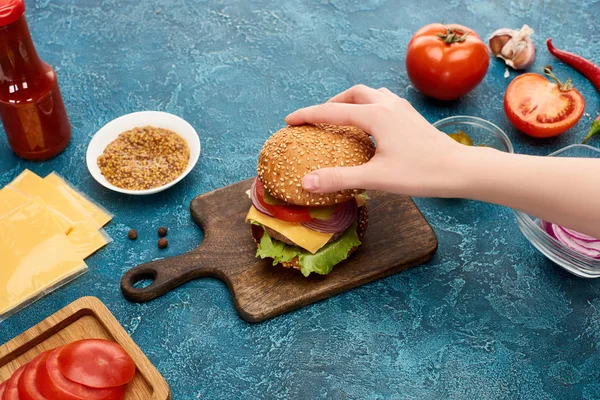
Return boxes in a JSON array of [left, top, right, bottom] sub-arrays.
[[541, 220, 600, 259], [301, 198, 358, 233], [250, 178, 274, 217], [561, 226, 598, 243]]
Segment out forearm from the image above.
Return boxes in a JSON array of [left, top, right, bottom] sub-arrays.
[[453, 147, 600, 238]]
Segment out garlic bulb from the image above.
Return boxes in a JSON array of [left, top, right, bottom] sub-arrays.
[[488, 24, 536, 70]]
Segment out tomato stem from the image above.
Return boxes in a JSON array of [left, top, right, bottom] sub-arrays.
[[543, 66, 574, 91], [438, 26, 470, 44]]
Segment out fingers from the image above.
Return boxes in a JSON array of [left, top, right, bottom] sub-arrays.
[[285, 103, 380, 137], [377, 87, 392, 94], [327, 84, 387, 104], [302, 165, 369, 193]]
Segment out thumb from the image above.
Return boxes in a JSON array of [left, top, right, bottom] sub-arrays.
[[302, 166, 367, 193]]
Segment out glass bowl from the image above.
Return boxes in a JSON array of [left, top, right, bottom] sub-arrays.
[[433, 115, 514, 153], [513, 144, 600, 278]]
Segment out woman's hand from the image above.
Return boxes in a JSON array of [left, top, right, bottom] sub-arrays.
[[286, 84, 600, 239], [286, 84, 473, 198]]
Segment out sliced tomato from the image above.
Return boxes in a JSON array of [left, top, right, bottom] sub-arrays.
[[504, 72, 585, 138], [57, 339, 135, 389], [255, 179, 313, 223], [36, 348, 125, 400], [269, 205, 314, 223], [18, 352, 48, 400], [3, 364, 27, 400]]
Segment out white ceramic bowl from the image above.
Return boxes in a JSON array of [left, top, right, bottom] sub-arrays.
[[86, 111, 200, 195]]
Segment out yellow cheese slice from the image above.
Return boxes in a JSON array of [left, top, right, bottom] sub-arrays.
[[0, 198, 87, 319], [0, 187, 73, 234], [68, 221, 110, 259], [8, 170, 110, 259], [44, 172, 112, 227], [9, 170, 101, 229], [0, 186, 30, 214], [246, 206, 333, 254]]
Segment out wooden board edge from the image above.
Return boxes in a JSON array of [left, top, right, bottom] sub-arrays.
[[0, 296, 171, 400], [0, 302, 92, 365], [83, 297, 171, 400], [237, 235, 439, 323]]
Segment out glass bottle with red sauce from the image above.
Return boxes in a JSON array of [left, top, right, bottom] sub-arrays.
[[0, 0, 71, 161]]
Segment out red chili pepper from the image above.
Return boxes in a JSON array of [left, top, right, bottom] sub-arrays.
[[582, 115, 600, 144], [547, 38, 600, 93]]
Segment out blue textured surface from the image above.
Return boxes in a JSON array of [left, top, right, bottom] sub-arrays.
[[1, 0, 600, 398]]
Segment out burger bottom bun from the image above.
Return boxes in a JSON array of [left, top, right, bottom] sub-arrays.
[[250, 205, 369, 271]]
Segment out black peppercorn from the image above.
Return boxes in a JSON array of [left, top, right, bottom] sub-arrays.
[[158, 238, 168, 249], [158, 227, 168, 237], [128, 229, 138, 240]]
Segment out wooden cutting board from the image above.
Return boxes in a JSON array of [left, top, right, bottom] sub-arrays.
[[0, 297, 170, 399], [121, 178, 437, 323]]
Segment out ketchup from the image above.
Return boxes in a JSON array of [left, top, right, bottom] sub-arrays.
[[0, 0, 71, 161]]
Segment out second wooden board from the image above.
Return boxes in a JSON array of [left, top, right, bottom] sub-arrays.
[[121, 178, 438, 322], [0, 296, 170, 399]]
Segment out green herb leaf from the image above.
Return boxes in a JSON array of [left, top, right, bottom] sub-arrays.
[[309, 204, 338, 220], [263, 190, 286, 205], [582, 118, 600, 144]]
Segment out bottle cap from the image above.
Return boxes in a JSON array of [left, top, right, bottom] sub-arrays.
[[0, 0, 25, 27]]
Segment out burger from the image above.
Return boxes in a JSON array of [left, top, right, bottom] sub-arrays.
[[245, 123, 375, 277]]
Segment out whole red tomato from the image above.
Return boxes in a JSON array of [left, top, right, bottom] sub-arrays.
[[406, 23, 489, 100]]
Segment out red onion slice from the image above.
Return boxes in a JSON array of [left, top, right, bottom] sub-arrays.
[[249, 177, 359, 234], [541, 220, 600, 259], [301, 199, 358, 233], [250, 178, 274, 217], [561, 226, 598, 243]]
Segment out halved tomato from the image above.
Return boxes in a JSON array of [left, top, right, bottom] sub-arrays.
[[57, 339, 135, 389], [36, 348, 125, 400], [255, 179, 313, 223], [3, 364, 26, 400], [504, 71, 585, 138], [18, 352, 48, 400]]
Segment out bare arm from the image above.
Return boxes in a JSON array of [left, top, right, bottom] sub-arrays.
[[285, 85, 600, 238], [457, 149, 600, 237]]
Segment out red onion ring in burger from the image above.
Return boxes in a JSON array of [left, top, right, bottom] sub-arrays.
[[302, 198, 358, 233], [250, 178, 274, 217]]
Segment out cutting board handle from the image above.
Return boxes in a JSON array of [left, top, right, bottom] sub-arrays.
[[120, 253, 209, 302]]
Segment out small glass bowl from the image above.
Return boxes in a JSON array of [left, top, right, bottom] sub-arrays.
[[433, 115, 514, 153], [514, 144, 600, 278]]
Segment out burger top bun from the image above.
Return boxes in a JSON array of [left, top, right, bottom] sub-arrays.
[[257, 123, 375, 206]]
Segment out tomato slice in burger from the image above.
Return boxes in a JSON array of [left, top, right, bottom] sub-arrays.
[[504, 70, 584, 138], [18, 352, 48, 400], [36, 348, 125, 400], [57, 339, 135, 389], [3, 364, 26, 400], [255, 178, 313, 223]]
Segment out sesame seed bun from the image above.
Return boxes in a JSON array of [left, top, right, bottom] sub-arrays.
[[250, 204, 369, 272], [257, 123, 375, 206]]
